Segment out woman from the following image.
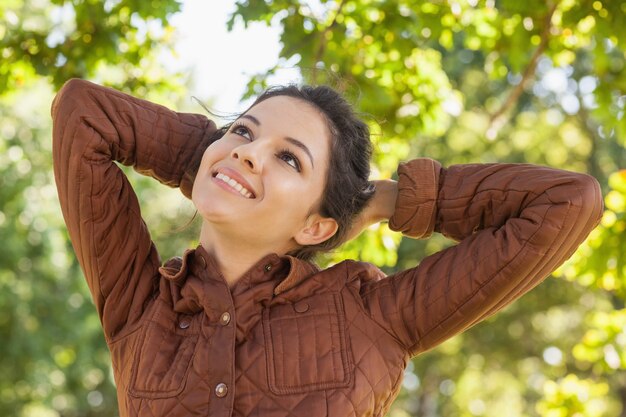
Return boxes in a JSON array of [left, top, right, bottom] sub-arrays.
[[52, 79, 602, 416]]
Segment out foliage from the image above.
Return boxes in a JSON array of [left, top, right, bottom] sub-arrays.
[[2, 0, 626, 416], [0, 1, 186, 416], [228, 0, 626, 416], [0, 0, 182, 93]]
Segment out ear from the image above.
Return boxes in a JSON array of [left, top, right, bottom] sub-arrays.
[[294, 214, 339, 246]]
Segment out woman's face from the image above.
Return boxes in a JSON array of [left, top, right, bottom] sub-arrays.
[[192, 95, 335, 254]]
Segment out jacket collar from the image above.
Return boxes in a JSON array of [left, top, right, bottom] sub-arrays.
[[157, 246, 380, 342], [158, 245, 320, 298], [273, 256, 320, 295], [158, 246, 323, 341]]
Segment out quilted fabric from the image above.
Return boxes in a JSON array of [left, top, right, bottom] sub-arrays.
[[52, 79, 603, 417]]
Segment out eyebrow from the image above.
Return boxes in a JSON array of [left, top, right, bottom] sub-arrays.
[[240, 114, 315, 169], [241, 114, 261, 126]]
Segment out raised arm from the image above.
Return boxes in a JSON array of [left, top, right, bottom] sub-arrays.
[[360, 158, 603, 357], [52, 79, 216, 339]]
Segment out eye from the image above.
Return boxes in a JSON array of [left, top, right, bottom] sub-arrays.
[[277, 149, 301, 172], [230, 122, 252, 141]]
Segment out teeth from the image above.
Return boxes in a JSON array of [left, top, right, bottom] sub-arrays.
[[216, 172, 253, 198]]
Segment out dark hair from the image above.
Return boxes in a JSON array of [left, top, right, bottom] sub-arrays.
[[210, 85, 375, 261]]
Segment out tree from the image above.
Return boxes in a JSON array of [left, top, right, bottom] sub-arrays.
[[0, 1, 190, 416], [230, 1, 626, 415], [2, 1, 625, 416]]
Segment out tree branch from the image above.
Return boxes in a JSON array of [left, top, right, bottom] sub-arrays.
[[489, 2, 558, 124]]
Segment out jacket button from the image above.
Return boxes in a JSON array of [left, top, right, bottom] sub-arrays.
[[178, 318, 191, 329], [220, 312, 231, 326], [215, 383, 228, 398], [264, 263, 272, 272], [294, 302, 310, 313]]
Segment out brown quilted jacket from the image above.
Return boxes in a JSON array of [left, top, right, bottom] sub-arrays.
[[52, 79, 603, 417]]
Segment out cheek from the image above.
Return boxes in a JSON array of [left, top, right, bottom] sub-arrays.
[[196, 140, 232, 176], [192, 149, 219, 203], [282, 177, 326, 215], [199, 143, 220, 166]]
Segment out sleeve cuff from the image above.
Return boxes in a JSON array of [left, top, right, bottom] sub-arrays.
[[388, 158, 442, 239]]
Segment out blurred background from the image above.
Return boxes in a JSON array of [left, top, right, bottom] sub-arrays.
[[1, 0, 626, 416]]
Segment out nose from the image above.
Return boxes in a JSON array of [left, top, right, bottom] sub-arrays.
[[230, 142, 260, 172]]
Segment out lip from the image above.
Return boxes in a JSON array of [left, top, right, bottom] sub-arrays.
[[211, 166, 257, 199]]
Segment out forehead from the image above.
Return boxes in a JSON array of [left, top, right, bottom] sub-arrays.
[[245, 96, 331, 146]]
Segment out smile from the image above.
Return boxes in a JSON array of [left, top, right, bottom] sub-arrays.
[[214, 172, 254, 199]]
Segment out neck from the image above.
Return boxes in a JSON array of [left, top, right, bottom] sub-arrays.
[[198, 222, 290, 286]]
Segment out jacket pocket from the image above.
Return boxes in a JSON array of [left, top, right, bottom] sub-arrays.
[[263, 293, 353, 395], [129, 300, 199, 399]]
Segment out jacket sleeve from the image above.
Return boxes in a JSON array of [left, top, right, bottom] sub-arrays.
[[51, 79, 216, 339], [361, 158, 603, 357]]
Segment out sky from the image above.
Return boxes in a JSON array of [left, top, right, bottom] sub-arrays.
[[166, 1, 296, 112]]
